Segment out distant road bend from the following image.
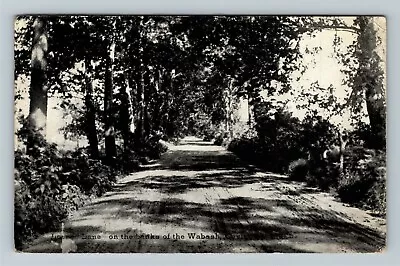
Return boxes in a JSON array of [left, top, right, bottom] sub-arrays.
[[24, 136, 386, 253]]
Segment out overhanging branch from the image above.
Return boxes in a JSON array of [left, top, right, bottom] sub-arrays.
[[299, 25, 360, 35]]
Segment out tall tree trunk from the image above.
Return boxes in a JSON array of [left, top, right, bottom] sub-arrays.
[[225, 79, 234, 138], [152, 69, 163, 133], [247, 96, 253, 126], [161, 73, 172, 136], [27, 17, 48, 152], [135, 68, 146, 143], [129, 77, 138, 134], [224, 87, 230, 133], [338, 131, 348, 174], [135, 16, 146, 143], [84, 57, 99, 159], [104, 40, 117, 162], [365, 85, 386, 148], [120, 74, 134, 152], [143, 70, 151, 136]]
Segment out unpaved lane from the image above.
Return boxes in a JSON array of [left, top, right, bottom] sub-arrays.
[[24, 136, 386, 253]]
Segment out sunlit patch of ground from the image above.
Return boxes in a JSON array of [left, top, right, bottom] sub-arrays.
[[23, 137, 386, 253]]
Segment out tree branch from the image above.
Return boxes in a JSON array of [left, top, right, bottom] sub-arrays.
[[300, 25, 360, 35]]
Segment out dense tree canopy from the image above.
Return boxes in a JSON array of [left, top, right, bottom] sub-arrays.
[[15, 16, 306, 148]]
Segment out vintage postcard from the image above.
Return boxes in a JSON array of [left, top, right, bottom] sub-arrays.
[[14, 15, 386, 253]]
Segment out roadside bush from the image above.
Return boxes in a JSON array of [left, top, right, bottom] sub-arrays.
[[143, 135, 169, 159], [202, 124, 219, 141], [14, 145, 89, 249], [60, 149, 115, 196], [129, 132, 169, 160], [14, 122, 119, 249], [213, 130, 230, 146], [227, 129, 260, 163], [307, 162, 340, 191], [337, 149, 386, 215], [116, 150, 141, 173], [213, 133, 225, 146], [229, 105, 308, 173], [366, 177, 386, 215]]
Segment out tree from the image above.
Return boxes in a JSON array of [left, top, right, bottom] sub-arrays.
[[350, 17, 386, 149], [48, 16, 108, 159], [27, 16, 49, 151], [84, 56, 100, 158], [307, 16, 386, 149], [103, 21, 117, 163]]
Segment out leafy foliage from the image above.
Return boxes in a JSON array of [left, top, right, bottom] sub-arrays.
[[228, 104, 336, 174], [338, 148, 386, 215], [288, 159, 309, 181], [14, 122, 115, 249]]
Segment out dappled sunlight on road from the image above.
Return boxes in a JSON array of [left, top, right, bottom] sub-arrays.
[[24, 137, 386, 253]]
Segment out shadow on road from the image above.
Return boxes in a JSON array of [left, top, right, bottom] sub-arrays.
[[24, 137, 386, 253]]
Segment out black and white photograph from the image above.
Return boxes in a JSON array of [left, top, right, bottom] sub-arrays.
[[14, 15, 387, 253]]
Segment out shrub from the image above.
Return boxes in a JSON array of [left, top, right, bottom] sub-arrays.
[[337, 149, 386, 215], [213, 131, 229, 146], [288, 159, 309, 181], [306, 159, 341, 191], [116, 150, 141, 173], [228, 106, 309, 174], [128, 133, 168, 160], [202, 125, 218, 141], [227, 132, 259, 163], [14, 124, 118, 249], [60, 149, 115, 196], [213, 134, 224, 146], [366, 177, 386, 215], [14, 145, 90, 249], [143, 135, 169, 159]]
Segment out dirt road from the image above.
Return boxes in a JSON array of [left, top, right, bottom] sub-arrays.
[[24, 137, 386, 253]]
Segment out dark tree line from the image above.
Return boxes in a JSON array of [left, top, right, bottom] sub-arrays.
[[16, 16, 306, 160], [14, 15, 387, 249], [14, 15, 386, 174]]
